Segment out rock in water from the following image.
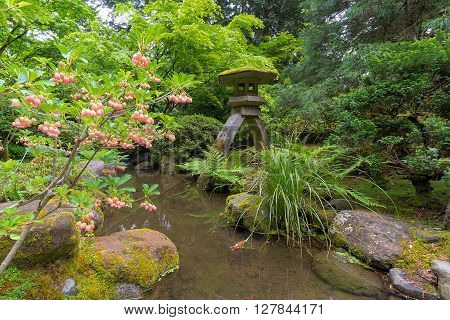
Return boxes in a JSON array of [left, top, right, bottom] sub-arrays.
[[330, 210, 412, 270], [114, 283, 143, 300], [61, 278, 77, 296], [223, 193, 270, 233], [431, 260, 450, 299], [89, 229, 179, 289], [0, 200, 80, 267], [135, 161, 155, 172], [389, 268, 439, 299], [312, 251, 386, 297]]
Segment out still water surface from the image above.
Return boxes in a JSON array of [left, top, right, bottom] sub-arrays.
[[100, 171, 371, 300]]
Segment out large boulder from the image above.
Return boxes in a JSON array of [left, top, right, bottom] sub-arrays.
[[84, 229, 179, 289], [431, 260, 450, 299], [330, 210, 412, 270], [223, 193, 270, 233], [313, 251, 386, 297], [389, 268, 439, 300], [0, 200, 80, 267]]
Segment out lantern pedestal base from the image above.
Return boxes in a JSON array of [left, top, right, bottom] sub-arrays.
[[214, 113, 269, 154]]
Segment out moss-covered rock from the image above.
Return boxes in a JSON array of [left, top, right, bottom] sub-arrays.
[[223, 193, 270, 233], [313, 251, 386, 297], [80, 229, 179, 290], [330, 210, 412, 270], [0, 200, 80, 267]]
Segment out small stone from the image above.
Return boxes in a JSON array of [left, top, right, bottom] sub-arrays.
[[431, 260, 450, 300], [135, 161, 155, 172], [114, 283, 143, 300], [335, 247, 347, 254], [415, 229, 446, 243], [61, 278, 77, 296], [389, 268, 438, 300]]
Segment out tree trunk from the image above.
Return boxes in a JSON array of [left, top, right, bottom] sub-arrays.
[[1, 142, 9, 161], [410, 175, 433, 197]]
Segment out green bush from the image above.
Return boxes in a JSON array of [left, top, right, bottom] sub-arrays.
[[7, 144, 27, 160], [149, 114, 223, 166]]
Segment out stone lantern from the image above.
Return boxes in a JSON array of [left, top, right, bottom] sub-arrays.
[[214, 68, 276, 154]]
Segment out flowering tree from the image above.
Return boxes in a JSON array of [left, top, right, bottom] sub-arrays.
[[0, 39, 195, 274]]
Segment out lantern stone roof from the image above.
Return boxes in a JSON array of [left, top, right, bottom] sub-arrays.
[[218, 67, 277, 85]]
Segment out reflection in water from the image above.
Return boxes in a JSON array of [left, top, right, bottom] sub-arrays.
[[158, 213, 172, 230], [100, 172, 373, 300]]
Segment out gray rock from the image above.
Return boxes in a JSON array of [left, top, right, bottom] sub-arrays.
[[62, 278, 77, 296], [135, 161, 155, 172], [389, 268, 438, 300], [91, 209, 104, 233], [330, 210, 412, 270], [415, 230, 446, 243], [431, 260, 450, 299], [313, 251, 386, 297], [114, 283, 143, 300], [83, 160, 106, 176]]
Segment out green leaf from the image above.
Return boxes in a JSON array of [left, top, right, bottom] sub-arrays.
[[55, 44, 69, 56], [17, 72, 27, 84], [120, 187, 136, 193], [17, 2, 30, 8], [9, 234, 21, 241], [117, 174, 132, 185]]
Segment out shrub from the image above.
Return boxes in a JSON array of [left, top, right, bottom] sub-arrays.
[[7, 144, 27, 160], [248, 141, 383, 245], [148, 114, 222, 166], [179, 147, 249, 191]]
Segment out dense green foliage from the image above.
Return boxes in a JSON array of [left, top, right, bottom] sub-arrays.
[[263, 0, 449, 197], [150, 114, 223, 165], [0, 0, 448, 239]]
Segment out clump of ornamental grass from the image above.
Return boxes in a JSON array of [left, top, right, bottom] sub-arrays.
[[248, 140, 385, 246]]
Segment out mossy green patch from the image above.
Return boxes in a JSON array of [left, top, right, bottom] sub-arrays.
[[0, 211, 80, 267], [393, 238, 450, 275], [0, 267, 38, 299], [2, 229, 179, 300], [218, 66, 278, 77]]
